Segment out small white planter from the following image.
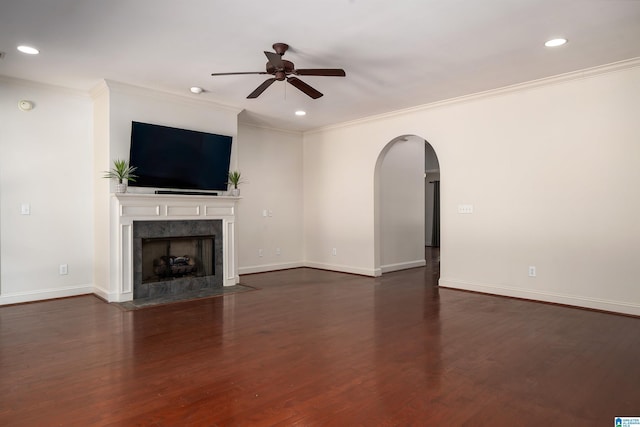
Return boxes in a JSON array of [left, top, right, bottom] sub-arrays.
[[115, 183, 127, 194]]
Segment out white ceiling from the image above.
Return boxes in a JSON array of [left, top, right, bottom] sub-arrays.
[[1, 0, 639, 132]]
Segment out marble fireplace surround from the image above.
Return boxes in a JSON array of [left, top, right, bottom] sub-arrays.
[[133, 219, 223, 299], [110, 193, 238, 302]]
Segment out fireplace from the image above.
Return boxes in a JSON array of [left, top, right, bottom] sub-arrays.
[[102, 193, 238, 303], [133, 220, 223, 299]]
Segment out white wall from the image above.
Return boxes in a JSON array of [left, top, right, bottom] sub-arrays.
[[378, 137, 426, 272], [304, 62, 640, 315], [303, 125, 381, 276], [0, 77, 94, 304], [236, 124, 304, 274]]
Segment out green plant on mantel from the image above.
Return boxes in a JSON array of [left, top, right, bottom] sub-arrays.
[[103, 159, 138, 184], [227, 171, 243, 189]]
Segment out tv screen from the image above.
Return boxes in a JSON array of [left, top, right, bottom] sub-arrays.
[[129, 121, 232, 192]]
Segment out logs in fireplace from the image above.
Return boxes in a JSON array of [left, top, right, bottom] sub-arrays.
[[153, 255, 197, 277]]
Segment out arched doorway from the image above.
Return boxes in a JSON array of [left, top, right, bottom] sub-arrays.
[[374, 135, 440, 275]]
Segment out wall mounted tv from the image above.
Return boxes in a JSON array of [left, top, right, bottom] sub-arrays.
[[129, 121, 232, 193]]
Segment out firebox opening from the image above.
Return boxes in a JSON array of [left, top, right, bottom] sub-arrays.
[[141, 235, 215, 284]]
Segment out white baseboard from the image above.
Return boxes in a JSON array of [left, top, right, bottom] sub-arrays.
[[240, 261, 383, 277], [0, 284, 93, 306], [239, 261, 304, 275], [439, 278, 640, 317], [304, 262, 378, 277], [91, 286, 113, 302], [381, 259, 426, 274]]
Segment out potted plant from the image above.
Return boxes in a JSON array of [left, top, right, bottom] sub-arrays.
[[227, 171, 243, 196], [103, 159, 137, 193]]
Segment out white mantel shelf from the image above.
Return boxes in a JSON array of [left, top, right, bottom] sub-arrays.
[[108, 193, 240, 302]]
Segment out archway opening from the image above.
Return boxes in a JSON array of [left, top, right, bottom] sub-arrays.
[[374, 135, 440, 275]]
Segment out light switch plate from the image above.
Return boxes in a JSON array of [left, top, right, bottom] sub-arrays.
[[458, 204, 473, 214]]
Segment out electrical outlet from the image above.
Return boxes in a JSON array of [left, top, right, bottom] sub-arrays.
[[276, 248, 281, 256], [258, 249, 263, 257], [332, 248, 337, 256], [21, 203, 31, 215], [528, 266, 536, 277], [59, 264, 68, 275]]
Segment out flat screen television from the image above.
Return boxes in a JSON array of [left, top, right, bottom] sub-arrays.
[[128, 121, 232, 193]]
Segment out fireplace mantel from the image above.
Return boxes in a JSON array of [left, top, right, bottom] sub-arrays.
[[108, 193, 239, 302]]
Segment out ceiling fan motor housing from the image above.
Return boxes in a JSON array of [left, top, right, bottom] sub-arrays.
[[268, 60, 295, 79]]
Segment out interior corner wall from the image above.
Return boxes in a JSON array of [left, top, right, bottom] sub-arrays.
[[0, 78, 94, 304], [91, 82, 111, 298], [236, 124, 304, 274], [303, 64, 640, 315]]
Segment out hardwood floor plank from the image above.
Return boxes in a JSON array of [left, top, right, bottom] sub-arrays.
[[1, 249, 639, 425]]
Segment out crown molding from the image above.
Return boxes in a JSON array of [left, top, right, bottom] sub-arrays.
[[89, 79, 109, 100], [0, 74, 90, 98], [307, 57, 640, 135], [238, 120, 304, 136], [95, 79, 244, 115]]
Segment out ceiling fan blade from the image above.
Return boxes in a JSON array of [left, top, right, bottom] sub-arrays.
[[211, 71, 268, 76], [294, 69, 346, 77], [264, 51, 284, 69], [287, 77, 323, 99], [247, 78, 277, 98]]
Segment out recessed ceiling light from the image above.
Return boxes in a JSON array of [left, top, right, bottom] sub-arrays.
[[17, 45, 39, 55], [190, 86, 204, 94], [545, 38, 567, 47], [295, 110, 306, 116]]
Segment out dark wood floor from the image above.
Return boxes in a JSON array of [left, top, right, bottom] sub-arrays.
[[1, 248, 639, 426]]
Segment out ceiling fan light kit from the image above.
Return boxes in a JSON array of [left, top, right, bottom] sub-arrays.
[[211, 43, 346, 99]]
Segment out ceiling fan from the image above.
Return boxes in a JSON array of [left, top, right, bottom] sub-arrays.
[[211, 43, 346, 99]]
